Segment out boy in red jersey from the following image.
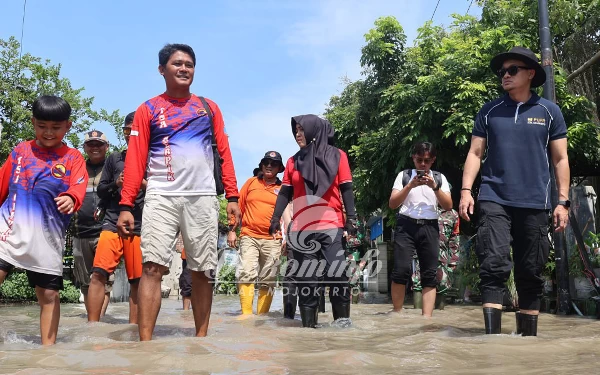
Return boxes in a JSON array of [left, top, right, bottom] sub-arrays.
[[117, 44, 240, 340], [0, 95, 88, 345]]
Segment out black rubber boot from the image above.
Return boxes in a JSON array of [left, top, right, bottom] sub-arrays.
[[283, 285, 298, 319], [300, 307, 318, 328], [332, 303, 351, 320], [515, 311, 522, 335], [319, 290, 326, 313], [520, 314, 538, 337], [483, 307, 502, 334]]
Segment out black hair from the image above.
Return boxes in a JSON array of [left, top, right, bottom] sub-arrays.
[[32, 95, 71, 121], [158, 44, 196, 67], [253, 167, 260, 177], [124, 111, 135, 126], [412, 142, 437, 157]]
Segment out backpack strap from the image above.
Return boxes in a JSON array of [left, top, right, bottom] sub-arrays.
[[198, 96, 216, 149], [401, 169, 412, 187], [198, 96, 225, 195], [432, 171, 442, 190]]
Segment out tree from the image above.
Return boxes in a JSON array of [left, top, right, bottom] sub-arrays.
[[99, 108, 127, 152], [360, 16, 407, 88], [326, 2, 600, 217], [0, 37, 122, 160]]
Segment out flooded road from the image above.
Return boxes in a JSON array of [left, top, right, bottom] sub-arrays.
[[1, 291, 600, 374]]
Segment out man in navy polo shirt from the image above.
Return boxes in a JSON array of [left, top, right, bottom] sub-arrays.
[[459, 46, 570, 336]]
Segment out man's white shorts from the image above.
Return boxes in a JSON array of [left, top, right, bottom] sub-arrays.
[[140, 194, 219, 272]]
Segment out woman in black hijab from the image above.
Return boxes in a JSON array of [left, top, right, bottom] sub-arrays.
[[270, 114, 357, 328]]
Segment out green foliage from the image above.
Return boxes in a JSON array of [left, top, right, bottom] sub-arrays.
[[0, 272, 81, 303], [214, 264, 238, 295], [218, 196, 229, 226], [543, 247, 556, 278], [569, 231, 600, 277], [457, 236, 480, 292], [569, 246, 586, 277], [0, 36, 121, 161], [0, 272, 36, 301], [326, 2, 600, 216], [361, 16, 406, 87], [99, 108, 127, 152], [60, 280, 81, 303]]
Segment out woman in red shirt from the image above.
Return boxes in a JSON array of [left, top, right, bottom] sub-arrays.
[[270, 115, 357, 328]]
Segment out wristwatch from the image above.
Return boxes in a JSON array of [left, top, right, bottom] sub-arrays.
[[557, 200, 571, 209]]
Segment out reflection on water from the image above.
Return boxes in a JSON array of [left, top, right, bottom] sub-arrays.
[[1, 291, 600, 374]]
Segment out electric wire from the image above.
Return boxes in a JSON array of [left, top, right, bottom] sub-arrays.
[[430, 0, 442, 21], [18, 0, 27, 62]]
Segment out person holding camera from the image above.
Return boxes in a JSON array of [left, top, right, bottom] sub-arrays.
[[72, 130, 110, 316], [388, 142, 452, 317]]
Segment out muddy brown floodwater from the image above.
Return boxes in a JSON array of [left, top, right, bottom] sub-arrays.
[[1, 291, 600, 374]]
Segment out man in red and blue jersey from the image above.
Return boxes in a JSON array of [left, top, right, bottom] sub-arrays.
[[117, 43, 240, 341]]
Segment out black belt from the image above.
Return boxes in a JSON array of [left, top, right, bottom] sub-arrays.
[[397, 214, 438, 225]]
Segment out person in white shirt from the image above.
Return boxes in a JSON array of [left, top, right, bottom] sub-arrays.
[[388, 142, 452, 317]]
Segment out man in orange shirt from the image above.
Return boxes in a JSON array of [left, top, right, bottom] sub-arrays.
[[235, 151, 285, 315]]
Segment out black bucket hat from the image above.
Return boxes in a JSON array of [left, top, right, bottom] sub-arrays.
[[490, 46, 546, 88], [259, 151, 284, 173]]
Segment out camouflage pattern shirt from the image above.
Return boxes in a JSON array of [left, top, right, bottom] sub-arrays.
[[412, 209, 460, 293]]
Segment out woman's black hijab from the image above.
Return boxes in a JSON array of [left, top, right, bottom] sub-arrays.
[[291, 114, 340, 198]]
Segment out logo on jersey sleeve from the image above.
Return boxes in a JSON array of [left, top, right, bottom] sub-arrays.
[[51, 164, 67, 179]]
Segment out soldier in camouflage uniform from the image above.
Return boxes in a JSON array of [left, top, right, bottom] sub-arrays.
[[412, 209, 460, 296]]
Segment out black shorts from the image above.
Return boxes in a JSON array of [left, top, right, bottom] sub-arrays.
[[0, 258, 64, 290], [179, 259, 192, 297]]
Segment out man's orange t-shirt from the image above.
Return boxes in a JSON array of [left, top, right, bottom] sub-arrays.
[[239, 177, 281, 239]]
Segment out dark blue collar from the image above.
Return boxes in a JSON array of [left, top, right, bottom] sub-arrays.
[[503, 91, 541, 106]]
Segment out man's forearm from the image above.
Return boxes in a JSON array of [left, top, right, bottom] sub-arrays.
[[554, 158, 570, 201], [462, 152, 482, 189]]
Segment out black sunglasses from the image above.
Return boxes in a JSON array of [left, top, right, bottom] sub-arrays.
[[262, 160, 282, 167], [496, 65, 530, 78], [122, 127, 132, 135]]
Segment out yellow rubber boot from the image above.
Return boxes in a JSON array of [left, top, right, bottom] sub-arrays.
[[239, 283, 255, 315], [257, 287, 274, 315]]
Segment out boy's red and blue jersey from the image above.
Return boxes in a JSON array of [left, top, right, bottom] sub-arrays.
[[120, 94, 239, 207], [0, 140, 88, 276]]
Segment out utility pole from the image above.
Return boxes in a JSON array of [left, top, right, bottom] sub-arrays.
[[538, 0, 571, 315]]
